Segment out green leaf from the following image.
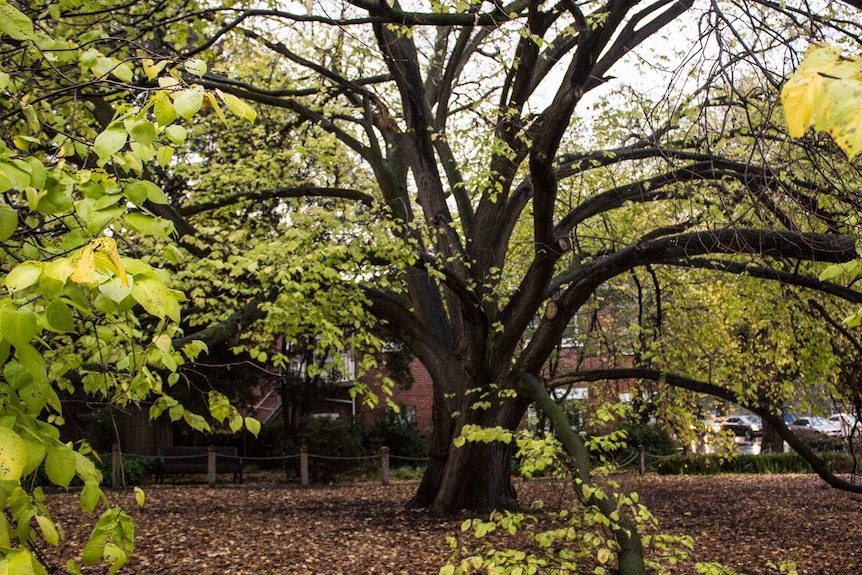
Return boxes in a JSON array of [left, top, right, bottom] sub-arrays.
[[111, 62, 134, 83], [21, 103, 39, 133], [124, 179, 168, 205], [129, 120, 157, 146], [0, 160, 31, 190], [23, 157, 46, 188], [153, 92, 177, 126], [22, 440, 46, 476], [6, 261, 43, 292], [46, 299, 75, 332], [35, 515, 60, 546], [15, 342, 47, 385], [0, 511, 11, 548], [90, 57, 116, 79], [81, 526, 109, 566], [164, 125, 186, 145], [184, 59, 207, 77], [218, 92, 257, 124], [173, 86, 204, 120], [4, 549, 36, 575], [156, 145, 174, 168], [123, 212, 173, 238], [44, 444, 77, 488], [79, 49, 99, 70], [105, 542, 129, 575], [183, 411, 210, 432], [131, 273, 180, 322], [93, 127, 128, 165], [0, 427, 26, 480], [244, 417, 261, 437], [0, 306, 39, 346], [0, 4, 36, 40], [79, 482, 102, 513], [0, 203, 15, 240], [98, 276, 133, 303]]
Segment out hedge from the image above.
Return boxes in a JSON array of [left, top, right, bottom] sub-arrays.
[[655, 452, 858, 475]]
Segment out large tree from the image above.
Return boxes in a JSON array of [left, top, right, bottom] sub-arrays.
[[153, 0, 862, 516], [4, 0, 862, 540]]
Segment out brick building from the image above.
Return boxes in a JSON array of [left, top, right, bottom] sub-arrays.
[[258, 344, 632, 434]]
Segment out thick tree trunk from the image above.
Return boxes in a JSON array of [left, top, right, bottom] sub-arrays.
[[410, 389, 529, 515], [430, 439, 518, 515]]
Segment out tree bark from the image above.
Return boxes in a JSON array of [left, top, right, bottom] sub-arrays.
[[409, 384, 530, 515]]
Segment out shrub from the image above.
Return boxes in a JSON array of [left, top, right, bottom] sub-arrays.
[[612, 423, 678, 471], [97, 456, 156, 486], [794, 429, 847, 453], [655, 451, 858, 475], [366, 409, 429, 463], [389, 465, 426, 481], [300, 416, 369, 482]]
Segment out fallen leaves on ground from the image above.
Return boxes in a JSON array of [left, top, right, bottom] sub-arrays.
[[37, 473, 862, 574]]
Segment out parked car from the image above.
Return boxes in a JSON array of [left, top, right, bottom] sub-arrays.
[[719, 415, 763, 439], [828, 413, 859, 438], [789, 416, 842, 437]]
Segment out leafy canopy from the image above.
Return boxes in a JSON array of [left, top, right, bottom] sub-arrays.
[[0, 2, 260, 573]]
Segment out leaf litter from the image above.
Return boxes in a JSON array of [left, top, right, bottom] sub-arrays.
[[37, 474, 861, 574]]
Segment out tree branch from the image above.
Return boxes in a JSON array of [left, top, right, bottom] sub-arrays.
[[178, 186, 375, 217], [173, 289, 276, 350], [672, 258, 862, 304], [550, 367, 862, 495]]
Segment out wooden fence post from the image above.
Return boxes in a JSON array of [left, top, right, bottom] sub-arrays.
[[638, 445, 646, 476], [111, 443, 121, 489], [381, 446, 390, 486], [300, 446, 309, 487], [207, 445, 217, 486]]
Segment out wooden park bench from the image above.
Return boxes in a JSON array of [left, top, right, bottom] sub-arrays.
[[155, 445, 243, 484]]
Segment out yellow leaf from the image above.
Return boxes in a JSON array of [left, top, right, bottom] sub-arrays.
[[597, 548, 612, 564], [69, 243, 96, 284], [93, 237, 129, 286], [218, 91, 257, 124], [158, 76, 180, 90], [203, 92, 226, 124], [69, 238, 129, 286], [0, 427, 26, 481], [823, 79, 862, 160], [153, 333, 172, 354], [134, 487, 145, 507], [781, 45, 842, 137]]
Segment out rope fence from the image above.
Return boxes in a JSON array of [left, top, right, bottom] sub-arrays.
[[108, 445, 692, 489], [110, 444, 428, 488]]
